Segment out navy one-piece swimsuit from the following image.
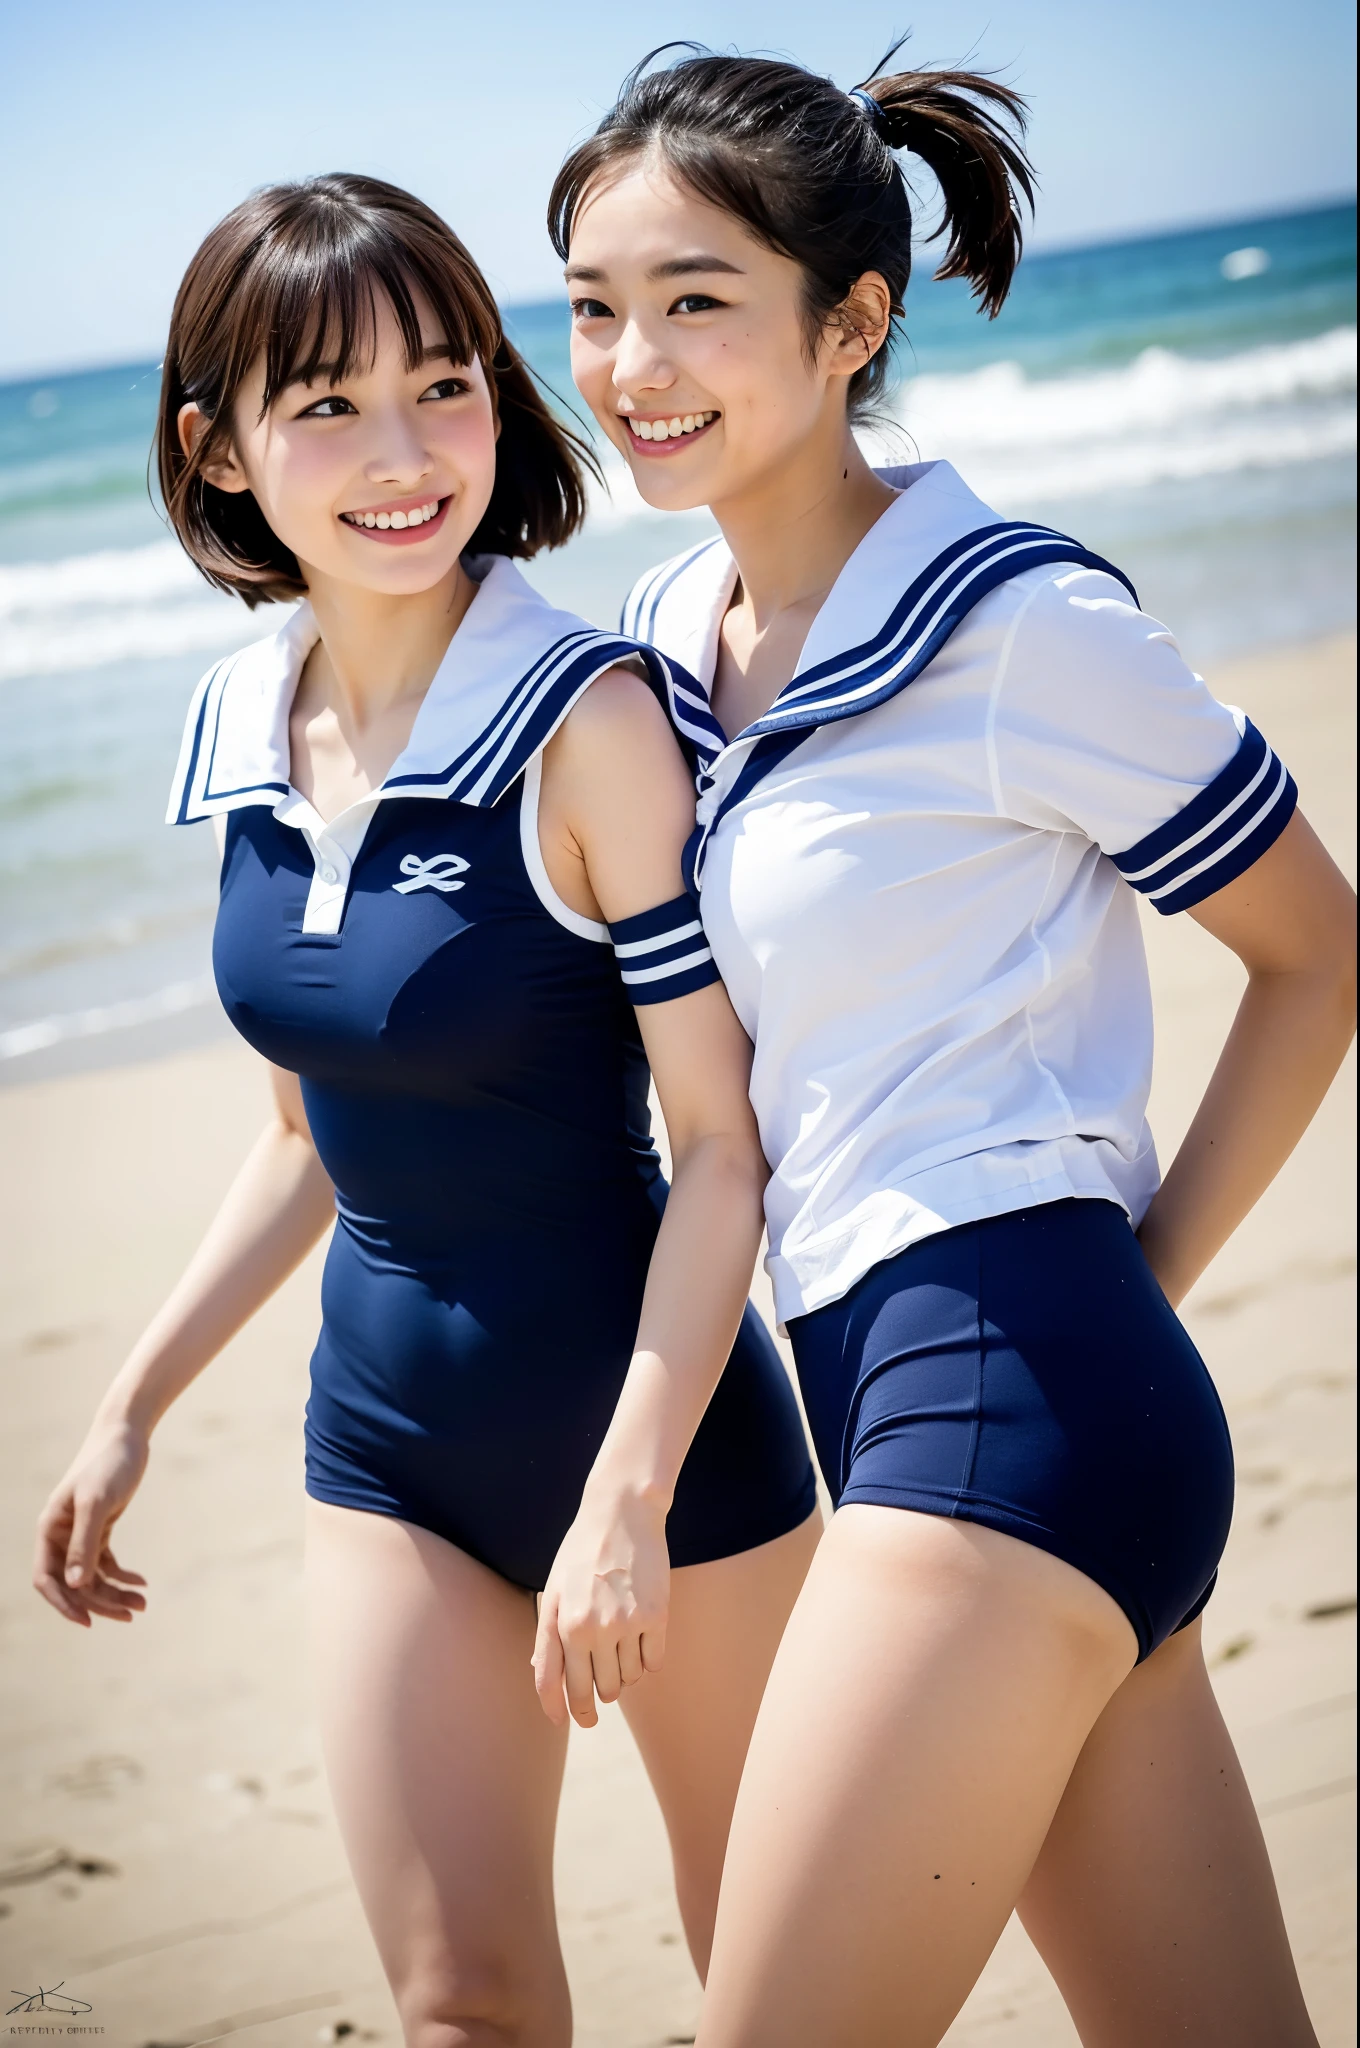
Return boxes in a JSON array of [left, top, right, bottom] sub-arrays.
[[173, 560, 816, 1590]]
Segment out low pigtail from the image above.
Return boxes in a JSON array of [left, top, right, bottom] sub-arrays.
[[856, 68, 1034, 317]]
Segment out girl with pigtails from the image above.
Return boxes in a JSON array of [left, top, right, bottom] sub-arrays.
[[537, 43, 1355, 2045]]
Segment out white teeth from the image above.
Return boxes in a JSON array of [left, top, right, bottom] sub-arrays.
[[345, 497, 440, 530], [626, 410, 716, 442]]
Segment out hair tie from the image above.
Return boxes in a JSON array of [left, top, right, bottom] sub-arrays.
[[849, 87, 890, 138]]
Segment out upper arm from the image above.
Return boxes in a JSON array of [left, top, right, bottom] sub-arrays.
[[543, 669, 760, 1156], [543, 666, 698, 918], [267, 1061, 317, 1146], [1186, 807, 1358, 976], [993, 570, 1297, 915]]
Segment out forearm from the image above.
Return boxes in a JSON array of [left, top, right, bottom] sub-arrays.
[[1139, 962, 1356, 1306], [583, 1132, 767, 1511], [95, 1120, 336, 1435]]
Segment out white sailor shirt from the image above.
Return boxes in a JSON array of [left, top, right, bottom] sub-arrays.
[[626, 460, 1298, 1325]]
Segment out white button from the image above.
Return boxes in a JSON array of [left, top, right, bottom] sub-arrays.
[[319, 863, 338, 885]]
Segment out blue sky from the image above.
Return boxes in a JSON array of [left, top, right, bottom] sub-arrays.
[[1, 0, 1355, 378]]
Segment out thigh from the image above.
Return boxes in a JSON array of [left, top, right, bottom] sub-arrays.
[[620, 1509, 822, 1978], [303, 1499, 571, 2045], [697, 1504, 1136, 2048], [1019, 1616, 1320, 2047]]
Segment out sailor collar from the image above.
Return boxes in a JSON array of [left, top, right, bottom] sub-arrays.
[[627, 461, 1140, 890], [168, 552, 673, 826]]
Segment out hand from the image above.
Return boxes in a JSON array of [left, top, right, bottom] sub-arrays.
[[531, 1489, 670, 1728], [33, 1415, 151, 1627]]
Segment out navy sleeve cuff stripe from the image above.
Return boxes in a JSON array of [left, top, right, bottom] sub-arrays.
[[624, 957, 722, 1004], [1112, 721, 1299, 912], [607, 894, 701, 944], [1146, 769, 1297, 912], [1113, 720, 1270, 881], [608, 894, 720, 1003]]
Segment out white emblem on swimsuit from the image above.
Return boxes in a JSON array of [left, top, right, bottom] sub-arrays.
[[392, 853, 470, 895]]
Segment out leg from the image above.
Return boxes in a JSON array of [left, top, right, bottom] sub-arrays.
[[1018, 1613, 1320, 2047], [696, 1505, 1137, 2048], [619, 1509, 822, 1978], [303, 1499, 572, 2048]]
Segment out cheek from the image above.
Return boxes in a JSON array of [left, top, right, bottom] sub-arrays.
[[443, 404, 499, 488], [255, 436, 346, 539], [727, 317, 819, 432], [568, 332, 610, 408]]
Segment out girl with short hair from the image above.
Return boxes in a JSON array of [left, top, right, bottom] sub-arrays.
[[540, 46, 1355, 2045], [33, 172, 819, 2044]]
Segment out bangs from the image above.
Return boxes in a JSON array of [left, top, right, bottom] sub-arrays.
[[159, 174, 592, 606], [241, 221, 501, 416]]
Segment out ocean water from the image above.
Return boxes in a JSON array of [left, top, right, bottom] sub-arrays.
[[0, 200, 1354, 1072]]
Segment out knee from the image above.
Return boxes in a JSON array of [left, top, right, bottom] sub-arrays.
[[399, 1952, 569, 2048]]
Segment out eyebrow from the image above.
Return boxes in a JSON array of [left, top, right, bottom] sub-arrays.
[[563, 254, 746, 284]]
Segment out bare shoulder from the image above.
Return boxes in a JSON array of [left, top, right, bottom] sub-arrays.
[[547, 665, 693, 808]]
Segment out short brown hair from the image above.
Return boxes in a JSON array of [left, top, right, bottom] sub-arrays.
[[158, 174, 595, 608]]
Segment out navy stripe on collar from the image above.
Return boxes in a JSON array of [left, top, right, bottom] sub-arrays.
[[685, 523, 1140, 888], [722, 523, 1138, 755], [172, 630, 691, 823], [622, 535, 724, 645]]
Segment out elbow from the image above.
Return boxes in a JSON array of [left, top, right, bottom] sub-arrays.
[[1324, 893, 1358, 1036], [672, 1122, 771, 1202]]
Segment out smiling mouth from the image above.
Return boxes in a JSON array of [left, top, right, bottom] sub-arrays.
[[623, 410, 720, 456], [338, 495, 451, 543]]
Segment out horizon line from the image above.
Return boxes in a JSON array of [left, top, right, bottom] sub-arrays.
[[1, 189, 1354, 394]]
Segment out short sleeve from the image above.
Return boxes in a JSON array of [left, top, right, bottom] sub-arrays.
[[990, 567, 1297, 913], [608, 895, 722, 1005]]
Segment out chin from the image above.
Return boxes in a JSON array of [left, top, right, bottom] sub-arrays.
[[626, 464, 716, 515]]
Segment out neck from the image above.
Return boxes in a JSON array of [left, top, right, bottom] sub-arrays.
[[708, 411, 897, 627], [300, 560, 479, 729]]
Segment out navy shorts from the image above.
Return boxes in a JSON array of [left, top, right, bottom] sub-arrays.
[[787, 1199, 1235, 1661]]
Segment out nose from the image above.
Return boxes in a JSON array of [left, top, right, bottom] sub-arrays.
[[364, 403, 435, 488], [611, 315, 676, 405]]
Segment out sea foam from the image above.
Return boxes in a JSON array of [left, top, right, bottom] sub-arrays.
[[1, 329, 1354, 684]]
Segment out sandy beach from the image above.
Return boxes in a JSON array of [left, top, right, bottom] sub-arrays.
[[1, 630, 1354, 2048]]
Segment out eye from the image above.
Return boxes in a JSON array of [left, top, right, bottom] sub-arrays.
[[420, 376, 471, 401], [297, 394, 356, 418], [570, 296, 615, 322], [669, 293, 724, 315]]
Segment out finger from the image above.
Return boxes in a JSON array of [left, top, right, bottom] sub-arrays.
[[63, 1497, 108, 1590], [33, 1568, 93, 1626], [531, 1600, 569, 1728], [80, 1587, 143, 1622], [88, 1570, 147, 1615], [563, 1638, 599, 1728], [100, 1550, 147, 1587], [616, 1630, 644, 1688], [591, 1640, 623, 1706], [640, 1623, 667, 1675]]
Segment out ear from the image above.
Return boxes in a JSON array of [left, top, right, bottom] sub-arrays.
[[825, 271, 893, 381], [177, 401, 251, 495]]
